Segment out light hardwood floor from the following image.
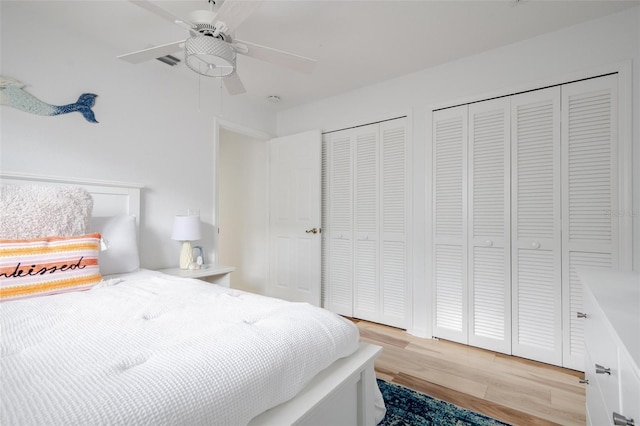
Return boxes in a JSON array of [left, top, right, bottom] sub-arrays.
[[353, 319, 586, 426]]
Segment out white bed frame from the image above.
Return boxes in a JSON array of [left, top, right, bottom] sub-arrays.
[[0, 172, 142, 223], [0, 172, 383, 426]]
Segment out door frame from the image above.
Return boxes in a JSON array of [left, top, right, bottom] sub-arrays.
[[213, 118, 270, 267]]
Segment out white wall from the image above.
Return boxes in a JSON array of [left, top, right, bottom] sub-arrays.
[[0, 2, 276, 270], [218, 128, 269, 294], [277, 8, 640, 336]]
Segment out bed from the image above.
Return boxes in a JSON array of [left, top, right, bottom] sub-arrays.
[[0, 172, 385, 426]]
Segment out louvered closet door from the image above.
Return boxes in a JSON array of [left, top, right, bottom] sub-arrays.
[[325, 131, 354, 316], [379, 118, 408, 328], [321, 136, 329, 307], [467, 98, 511, 354], [433, 106, 468, 344], [511, 87, 562, 366], [353, 124, 380, 322], [561, 75, 618, 370]]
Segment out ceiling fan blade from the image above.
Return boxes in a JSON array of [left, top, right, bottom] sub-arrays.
[[223, 72, 246, 96], [129, 0, 185, 25], [214, 0, 263, 33], [233, 40, 316, 74], [118, 40, 184, 64]]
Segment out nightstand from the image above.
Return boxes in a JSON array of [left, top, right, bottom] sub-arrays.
[[158, 265, 236, 287]]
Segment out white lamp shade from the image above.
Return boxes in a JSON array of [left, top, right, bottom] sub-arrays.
[[171, 215, 202, 241]]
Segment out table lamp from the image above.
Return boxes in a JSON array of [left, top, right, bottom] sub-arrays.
[[171, 214, 202, 269]]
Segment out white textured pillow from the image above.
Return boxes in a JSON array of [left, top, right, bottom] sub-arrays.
[[0, 185, 93, 239], [90, 215, 140, 276]]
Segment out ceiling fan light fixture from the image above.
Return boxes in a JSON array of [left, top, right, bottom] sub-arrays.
[[185, 35, 236, 77]]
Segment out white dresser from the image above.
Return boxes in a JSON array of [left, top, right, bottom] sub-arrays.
[[581, 270, 640, 426]]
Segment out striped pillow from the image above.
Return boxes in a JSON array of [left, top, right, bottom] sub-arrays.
[[0, 233, 102, 302]]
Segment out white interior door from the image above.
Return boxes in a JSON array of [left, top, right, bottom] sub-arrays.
[[511, 87, 562, 366], [268, 130, 322, 305], [379, 119, 409, 328], [324, 130, 354, 315], [561, 74, 618, 370], [432, 105, 469, 344], [353, 124, 380, 322], [467, 97, 511, 354]]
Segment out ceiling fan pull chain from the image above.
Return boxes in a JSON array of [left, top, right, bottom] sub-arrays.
[[198, 73, 202, 112], [219, 78, 224, 115]]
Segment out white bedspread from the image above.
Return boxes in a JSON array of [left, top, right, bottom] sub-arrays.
[[0, 270, 360, 425]]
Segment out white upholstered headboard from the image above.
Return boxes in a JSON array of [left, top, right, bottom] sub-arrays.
[[0, 172, 143, 225]]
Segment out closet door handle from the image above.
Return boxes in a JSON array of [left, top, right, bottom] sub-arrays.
[[531, 242, 541, 249], [305, 228, 319, 234], [613, 412, 635, 426], [577, 312, 588, 319], [485, 240, 493, 247], [595, 364, 611, 375]]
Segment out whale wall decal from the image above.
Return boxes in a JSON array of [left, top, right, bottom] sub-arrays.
[[0, 76, 98, 123]]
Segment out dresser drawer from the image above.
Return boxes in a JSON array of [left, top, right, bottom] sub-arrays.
[[583, 291, 621, 412], [585, 350, 614, 426], [619, 350, 640, 425]]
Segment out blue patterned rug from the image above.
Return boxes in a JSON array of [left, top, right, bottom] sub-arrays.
[[377, 379, 511, 426]]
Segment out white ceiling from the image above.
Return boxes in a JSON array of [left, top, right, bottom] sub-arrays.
[[10, 0, 640, 111]]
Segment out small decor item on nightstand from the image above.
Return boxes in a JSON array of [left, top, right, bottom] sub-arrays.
[[193, 245, 206, 269], [171, 213, 202, 269]]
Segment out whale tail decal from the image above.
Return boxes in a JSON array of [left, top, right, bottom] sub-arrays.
[[76, 93, 98, 123]]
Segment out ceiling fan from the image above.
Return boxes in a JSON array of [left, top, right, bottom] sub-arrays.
[[117, 0, 317, 95]]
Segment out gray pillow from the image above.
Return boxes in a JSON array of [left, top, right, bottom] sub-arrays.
[[90, 215, 140, 276]]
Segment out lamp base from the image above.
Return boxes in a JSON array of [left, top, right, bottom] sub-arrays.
[[179, 241, 194, 269]]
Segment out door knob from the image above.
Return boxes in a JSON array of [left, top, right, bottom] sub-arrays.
[[613, 412, 635, 426], [305, 228, 319, 234]]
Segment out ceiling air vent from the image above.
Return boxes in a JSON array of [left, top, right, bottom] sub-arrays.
[[156, 55, 181, 66]]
